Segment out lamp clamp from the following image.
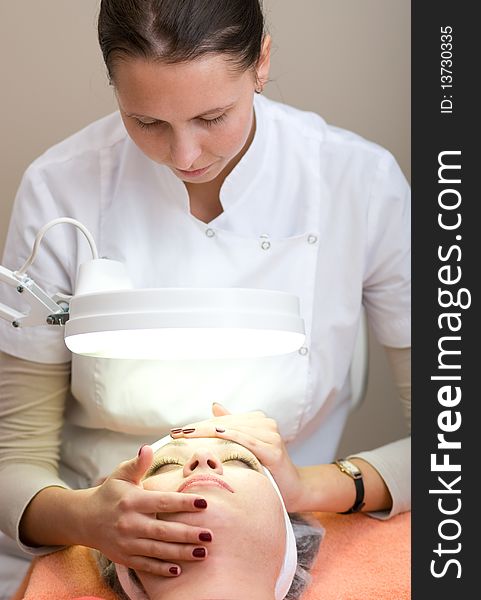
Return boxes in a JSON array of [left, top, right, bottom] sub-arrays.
[[0, 265, 69, 328]]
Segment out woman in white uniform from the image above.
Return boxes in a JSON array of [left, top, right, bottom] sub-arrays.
[[0, 0, 410, 597]]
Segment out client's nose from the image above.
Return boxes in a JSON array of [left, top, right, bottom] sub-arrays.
[[183, 448, 224, 476]]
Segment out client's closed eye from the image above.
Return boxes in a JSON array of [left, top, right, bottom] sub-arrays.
[[149, 457, 183, 475], [223, 454, 259, 470], [148, 453, 259, 477]]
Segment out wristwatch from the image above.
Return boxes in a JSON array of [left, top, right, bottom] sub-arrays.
[[333, 459, 365, 514]]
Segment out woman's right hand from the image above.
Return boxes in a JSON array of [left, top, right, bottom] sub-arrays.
[[81, 445, 212, 576]]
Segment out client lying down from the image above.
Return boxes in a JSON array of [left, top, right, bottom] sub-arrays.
[[96, 434, 323, 600]]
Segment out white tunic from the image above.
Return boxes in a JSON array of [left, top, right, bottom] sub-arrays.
[[0, 94, 410, 487]]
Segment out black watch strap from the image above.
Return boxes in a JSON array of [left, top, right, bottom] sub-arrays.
[[333, 459, 366, 514]]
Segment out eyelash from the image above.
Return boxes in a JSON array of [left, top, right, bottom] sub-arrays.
[[133, 114, 226, 131], [150, 452, 258, 474], [201, 114, 226, 128], [223, 453, 259, 470], [152, 456, 183, 468], [134, 119, 160, 131]]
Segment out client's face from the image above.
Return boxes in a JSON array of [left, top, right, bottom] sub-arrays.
[[139, 438, 286, 600]]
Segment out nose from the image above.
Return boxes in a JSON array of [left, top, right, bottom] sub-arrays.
[[169, 127, 202, 171], [183, 447, 224, 477]]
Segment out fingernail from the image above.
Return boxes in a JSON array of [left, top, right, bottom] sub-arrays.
[[182, 428, 195, 434], [169, 566, 179, 575], [170, 428, 183, 434], [199, 532, 212, 542], [215, 427, 225, 433], [194, 499, 208, 509], [138, 444, 148, 457], [193, 547, 206, 558]]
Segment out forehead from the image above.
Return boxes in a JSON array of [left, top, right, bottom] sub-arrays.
[[113, 56, 250, 119], [155, 438, 251, 455]]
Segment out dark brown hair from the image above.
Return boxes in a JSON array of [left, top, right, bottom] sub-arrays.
[[98, 0, 265, 80]]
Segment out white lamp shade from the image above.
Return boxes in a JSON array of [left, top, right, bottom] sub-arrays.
[[64, 287, 306, 360]]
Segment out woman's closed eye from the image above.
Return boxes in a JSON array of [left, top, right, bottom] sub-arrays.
[[222, 453, 259, 470], [150, 456, 183, 473], [132, 114, 227, 132], [148, 452, 259, 477], [200, 113, 226, 127], [133, 117, 163, 131]]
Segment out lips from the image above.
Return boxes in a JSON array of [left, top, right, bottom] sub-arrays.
[[176, 163, 213, 177], [177, 474, 234, 493]]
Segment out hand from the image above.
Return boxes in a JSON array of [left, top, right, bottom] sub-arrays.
[[80, 445, 213, 576], [170, 404, 304, 511]]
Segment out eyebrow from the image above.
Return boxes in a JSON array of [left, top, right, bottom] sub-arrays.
[[125, 103, 235, 122]]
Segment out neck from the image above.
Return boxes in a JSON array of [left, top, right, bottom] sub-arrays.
[[139, 554, 276, 600]]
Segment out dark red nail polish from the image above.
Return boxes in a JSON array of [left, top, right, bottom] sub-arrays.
[[138, 444, 148, 457], [193, 547, 206, 558], [170, 428, 183, 434], [182, 428, 195, 434], [194, 499, 207, 509], [199, 532, 212, 542], [169, 566, 179, 575], [215, 427, 225, 433]]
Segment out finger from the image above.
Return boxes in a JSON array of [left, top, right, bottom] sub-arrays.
[[170, 411, 272, 439], [220, 423, 281, 443], [179, 421, 278, 446], [132, 490, 209, 514], [126, 557, 183, 577], [175, 423, 275, 461], [147, 520, 213, 545], [111, 445, 154, 486], [206, 427, 281, 467], [211, 402, 231, 417], [170, 421, 222, 439], [129, 540, 209, 563]]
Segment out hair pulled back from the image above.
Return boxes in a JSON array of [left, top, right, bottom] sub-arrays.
[[98, 0, 265, 80]]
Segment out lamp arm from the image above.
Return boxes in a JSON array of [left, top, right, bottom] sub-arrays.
[[0, 217, 100, 328], [0, 264, 69, 328]]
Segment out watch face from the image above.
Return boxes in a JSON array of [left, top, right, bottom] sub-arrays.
[[338, 460, 362, 478]]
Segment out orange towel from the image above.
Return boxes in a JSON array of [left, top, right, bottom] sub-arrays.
[[304, 511, 411, 600], [19, 545, 117, 600], [17, 511, 410, 599]]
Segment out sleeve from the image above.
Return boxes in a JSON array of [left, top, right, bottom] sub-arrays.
[[348, 346, 411, 519], [363, 152, 411, 348], [0, 350, 71, 555]]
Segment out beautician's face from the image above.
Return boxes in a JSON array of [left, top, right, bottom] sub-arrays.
[[140, 438, 286, 600], [113, 54, 259, 185]]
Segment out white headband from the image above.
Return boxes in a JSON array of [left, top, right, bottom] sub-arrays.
[[115, 434, 297, 600]]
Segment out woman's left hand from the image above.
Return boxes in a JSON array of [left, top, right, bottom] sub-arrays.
[[169, 404, 304, 511]]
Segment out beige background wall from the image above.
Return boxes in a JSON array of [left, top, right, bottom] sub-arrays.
[[0, 1, 410, 455]]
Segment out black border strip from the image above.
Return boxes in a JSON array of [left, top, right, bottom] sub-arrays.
[[412, 2, 477, 596]]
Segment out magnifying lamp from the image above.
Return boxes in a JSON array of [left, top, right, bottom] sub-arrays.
[[0, 218, 306, 360]]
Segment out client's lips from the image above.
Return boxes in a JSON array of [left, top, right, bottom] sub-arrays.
[[178, 475, 234, 493]]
